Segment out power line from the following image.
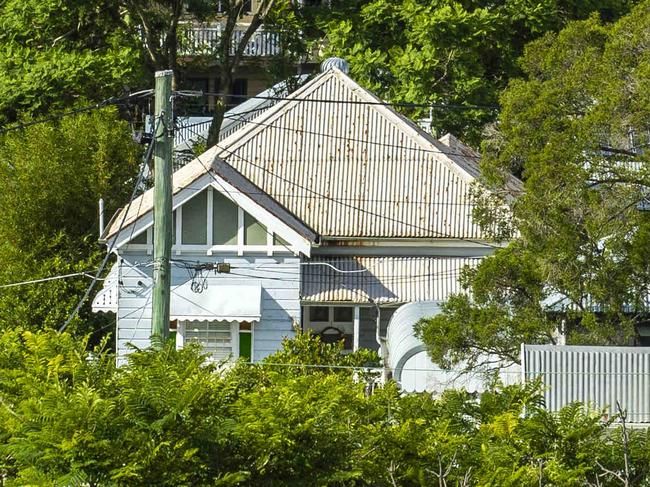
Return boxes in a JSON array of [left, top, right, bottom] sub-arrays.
[[174, 129, 498, 253], [176, 114, 483, 160], [196, 91, 499, 111], [171, 103, 498, 247], [207, 138, 500, 249], [0, 90, 153, 136], [232, 265, 471, 282], [127, 259, 470, 293], [0, 271, 100, 290], [173, 183, 483, 207], [240, 360, 521, 375], [59, 114, 161, 333]]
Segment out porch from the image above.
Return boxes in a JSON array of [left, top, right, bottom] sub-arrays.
[[178, 24, 281, 57], [301, 304, 397, 353]]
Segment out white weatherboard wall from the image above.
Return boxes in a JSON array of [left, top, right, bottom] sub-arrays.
[[523, 345, 650, 423], [116, 253, 300, 362]]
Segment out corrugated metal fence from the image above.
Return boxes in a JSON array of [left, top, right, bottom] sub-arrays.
[[522, 345, 650, 423]]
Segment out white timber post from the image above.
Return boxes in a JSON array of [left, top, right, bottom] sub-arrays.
[[353, 305, 360, 351]]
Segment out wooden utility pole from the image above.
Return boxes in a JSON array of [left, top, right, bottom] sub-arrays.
[[151, 70, 174, 342]]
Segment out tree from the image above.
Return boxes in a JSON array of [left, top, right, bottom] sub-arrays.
[[119, 0, 329, 147], [1, 329, 648, 486], [0, 0, 145, 126], [323, 0, 635, 144], [0, 109, 141, 336], [416, 2, 650, 368]]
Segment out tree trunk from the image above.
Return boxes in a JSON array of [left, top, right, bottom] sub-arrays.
[[205, 0, 276, 148], [206, 71, 233, 147]]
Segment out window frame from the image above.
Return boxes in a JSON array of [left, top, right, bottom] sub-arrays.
[[303, 305, 355, 350], [125, 187, 294, 256], [176, 319, 255, 362]]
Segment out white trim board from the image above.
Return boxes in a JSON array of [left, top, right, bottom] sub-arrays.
[[111, 172, 313, 257]]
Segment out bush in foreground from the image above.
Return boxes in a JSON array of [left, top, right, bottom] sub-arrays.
[[1, 329, 648, 486]]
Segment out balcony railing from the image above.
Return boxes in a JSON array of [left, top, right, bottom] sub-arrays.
[[178, 24, 281, 57]]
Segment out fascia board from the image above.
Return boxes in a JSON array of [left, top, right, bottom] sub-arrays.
[[110, 171, 312, 256], [207, 176, 312, 257]]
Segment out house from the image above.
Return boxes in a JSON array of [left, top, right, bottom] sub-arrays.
[[174, 74, 310, 166], [178, 0, 321, 115], [93, 60, 515, 389]]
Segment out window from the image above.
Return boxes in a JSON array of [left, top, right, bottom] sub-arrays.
[[304, 306, 354, 350], [274, 234, 289, 247], [130, 187, 293, 253], [333, 307, 353, 322], [131, 231, 147, 244], [182, 191, 207, 244], [179, 320, 253, 361], [131, 211, 176, 246], [213, 190, 238, 245], [244, 211, 267, 245], [310, 306, 329, 322], [184, 320, 232, 360], [229, 78, 248, 106]]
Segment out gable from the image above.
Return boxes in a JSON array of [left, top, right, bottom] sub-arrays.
[[111, 171, 314, 256], [105, 67, 514, 245], [214, 68, 492, 239]]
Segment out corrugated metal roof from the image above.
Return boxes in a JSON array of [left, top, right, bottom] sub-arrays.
[[386, 300, 442, 374], [217, 68, 492, 239], [300, 256, 480, 303], [106, 67, 517, 241], [174, 74, 311, 155], [386, 301, 520, 392]]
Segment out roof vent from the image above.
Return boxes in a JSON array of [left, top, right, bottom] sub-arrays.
[[320, 57, 349, 74]]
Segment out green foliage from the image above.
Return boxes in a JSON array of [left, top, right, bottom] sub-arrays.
[[323, 0, 634, 144], [1, 329, 649, 485], [264, 329, 381, 370], [0, 0, 144, 125], [0, 109, 140, 335], [415, 243, 554, 368], [418, 2, 650, 367]]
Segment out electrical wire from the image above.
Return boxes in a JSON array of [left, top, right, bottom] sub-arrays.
[[58, 115, 161, 333], [124, 114, 158, 245], [138, 259, 471, 284], [207, 137, 500, 249], [0, 271, 100, 290], [176, 113, 483, 160], [175, 130, 497, 254], [197, 91, 499, 111], [242, 361, 650, 376], [230, 266, 470, 284], [168, 95, 510, 248], [167, 101, 499, 246], [170, 126, 498, 249], [175, 183, 481, 207], [0, 90, 153, 135]]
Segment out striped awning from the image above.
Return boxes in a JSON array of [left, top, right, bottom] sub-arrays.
[[171, 282, 261, 323], [300, 256, 480, 304], [91, 262, 120, 313]]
